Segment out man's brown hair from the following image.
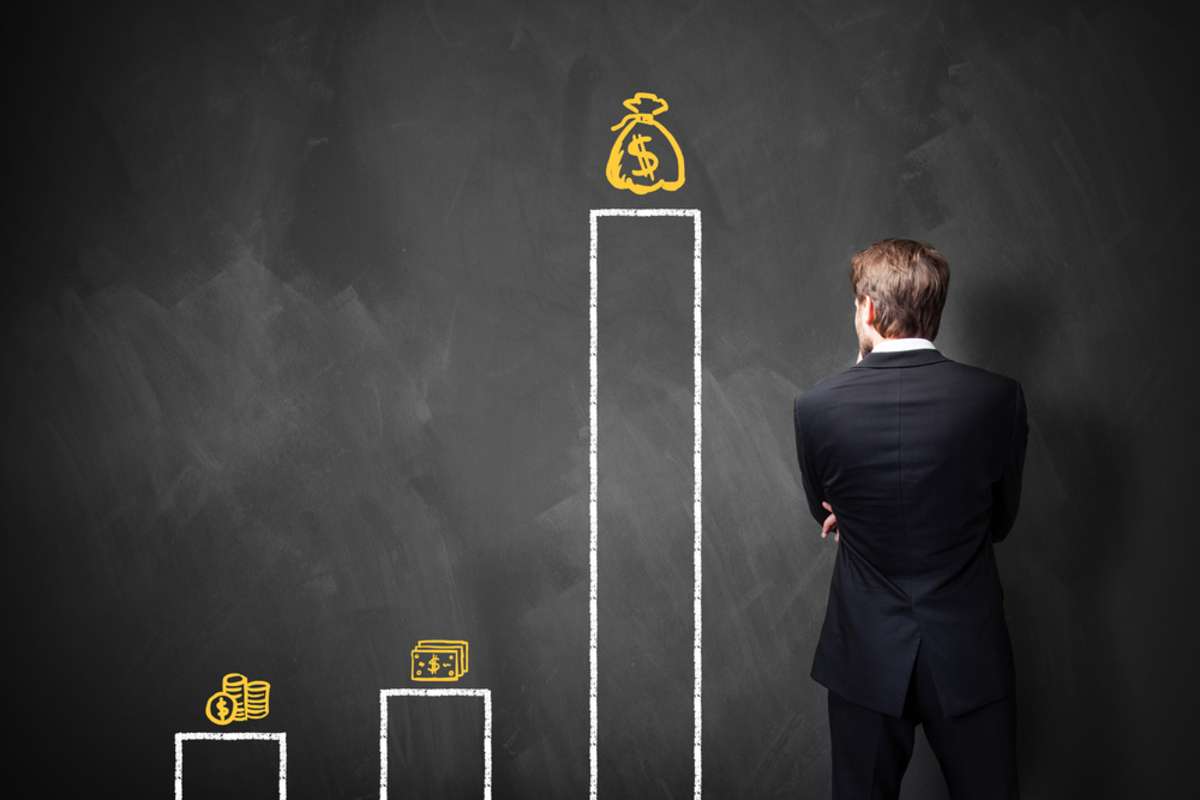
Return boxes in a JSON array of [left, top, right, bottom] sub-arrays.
[[850, 238, 950, 340]]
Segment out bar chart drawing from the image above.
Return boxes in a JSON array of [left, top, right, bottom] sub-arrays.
[[167, 208, 704, 800], [588, 208, 703, 800], [173, 731, 287, 800], [378, 687, 493, 800]]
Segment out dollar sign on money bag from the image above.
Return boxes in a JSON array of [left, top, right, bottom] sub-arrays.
[[605, 92, 685, 195]]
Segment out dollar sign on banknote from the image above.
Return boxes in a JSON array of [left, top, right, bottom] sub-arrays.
[[605, 92, 685, 195]]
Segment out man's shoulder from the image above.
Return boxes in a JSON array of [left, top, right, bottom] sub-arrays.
[[793, 364, 860, 417], [794, 355, 1020, 414], [940, 357, 1023, 395]]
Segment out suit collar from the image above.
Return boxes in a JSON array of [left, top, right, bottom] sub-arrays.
[[854, 347, 948, 369]]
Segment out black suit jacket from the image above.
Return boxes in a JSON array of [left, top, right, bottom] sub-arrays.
[[793, 346, 1028, 718]]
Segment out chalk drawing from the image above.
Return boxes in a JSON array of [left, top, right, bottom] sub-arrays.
[[204, 672, 271, 725], [173, 732, 287, 800], [379, 688, 493, 800], [605, 93, 686, 195], [410, 639, 470, 682], [589, 209, 702, 799]]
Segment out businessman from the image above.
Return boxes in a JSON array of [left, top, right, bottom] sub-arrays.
[[793, 239, 1029, 799]]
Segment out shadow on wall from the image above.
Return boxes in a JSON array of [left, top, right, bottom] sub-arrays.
[[950, 267, 1135, 797]]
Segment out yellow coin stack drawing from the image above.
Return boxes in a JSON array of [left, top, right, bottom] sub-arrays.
[[605, 91, 686, 195], [222, 673, 249, 721], [244, 679, 271, 720], [410, 639, 470, 682], [204, 672, 271, 726]]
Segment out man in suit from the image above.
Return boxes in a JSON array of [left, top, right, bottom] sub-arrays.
[[793, 239, 1029, 799]]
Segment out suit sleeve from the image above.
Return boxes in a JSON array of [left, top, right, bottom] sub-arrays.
[[991, 381, 1029, 543], [793, 395, 829, 527]]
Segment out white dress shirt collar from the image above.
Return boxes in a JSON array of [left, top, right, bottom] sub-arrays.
[[870, 337, 936, 353]]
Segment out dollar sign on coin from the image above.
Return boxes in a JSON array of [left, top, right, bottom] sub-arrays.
[[205, 690, 239, 726], [627, 134, 659, 180]]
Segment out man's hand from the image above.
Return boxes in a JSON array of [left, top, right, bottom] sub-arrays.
[[820, 500, 839, 542]]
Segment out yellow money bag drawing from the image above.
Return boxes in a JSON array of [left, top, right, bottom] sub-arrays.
[[606, 92, 685, 195]]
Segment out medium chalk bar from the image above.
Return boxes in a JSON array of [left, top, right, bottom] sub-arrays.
[[173, 732, 287, 800], [379, 688, 492, 800]]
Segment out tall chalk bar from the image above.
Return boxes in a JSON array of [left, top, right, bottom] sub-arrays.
[[379, 688, 493, 800], [589, 210, 703, 800], [173, 733, 287, 800]]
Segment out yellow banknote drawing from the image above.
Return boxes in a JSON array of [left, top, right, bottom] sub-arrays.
[[411, 639, 470, 682]]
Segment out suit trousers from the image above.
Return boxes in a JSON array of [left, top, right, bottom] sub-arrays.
[[826, 640, 1019, 799]]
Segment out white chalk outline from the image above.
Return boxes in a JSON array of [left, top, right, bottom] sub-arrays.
[[171, 207, 704, 800], [379, 688, 493, 800], [588, 208, 702, 800], [173, 731, 287, 800]]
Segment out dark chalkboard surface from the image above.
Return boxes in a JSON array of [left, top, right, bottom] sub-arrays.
[[5, 0, 1199, 797]]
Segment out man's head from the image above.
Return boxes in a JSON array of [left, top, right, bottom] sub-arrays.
[[850, 238, 950, 357]]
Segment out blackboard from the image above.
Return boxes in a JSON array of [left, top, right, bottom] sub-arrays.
[[5, 0, 1199, 797]]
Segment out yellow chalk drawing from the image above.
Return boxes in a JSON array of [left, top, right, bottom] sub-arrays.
[[411, 639, 470, 682], [244, 679, 271, 720], [204, 673, 271, 726], [204, 690, 239, 726], [605, 92, 685, 195], [222, 673, 249, 721]]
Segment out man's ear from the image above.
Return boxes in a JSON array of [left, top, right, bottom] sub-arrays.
[[865, 295, 876, 327]]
